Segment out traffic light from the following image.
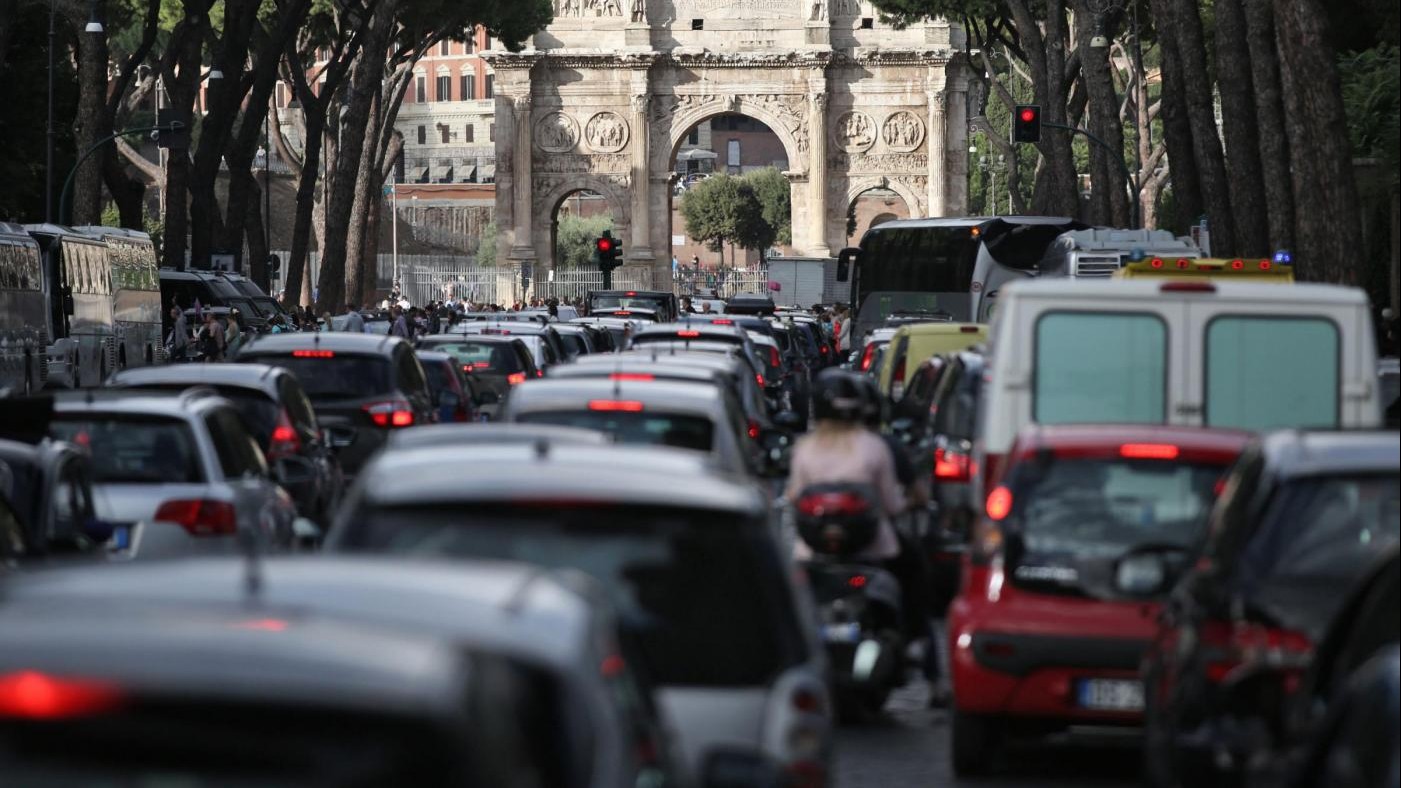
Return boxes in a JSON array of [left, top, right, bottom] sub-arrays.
[[266, 254, 281, 276], [1011, 104, 1041, 144], [595, 230, 622, 272]]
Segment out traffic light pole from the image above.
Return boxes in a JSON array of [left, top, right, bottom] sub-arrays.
[[59, 123, 184, 226], [1041, 121, 1141, 229]]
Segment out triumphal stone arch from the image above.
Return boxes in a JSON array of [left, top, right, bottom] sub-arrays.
[[485, 0, 969, 284]]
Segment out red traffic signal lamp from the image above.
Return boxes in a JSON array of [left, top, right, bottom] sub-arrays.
[[1012, 104, 1041, 144], [595, 230, 622, 271]]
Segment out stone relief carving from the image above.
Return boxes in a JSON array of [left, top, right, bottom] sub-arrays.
[[535, 153, 632, 174], [630, 0, 645, 21], [881, 111, 924, 152], [536, 113, 580, 153], [673, 0, 800, 20], [809, 0, 827, 21], [586, 112, 630, 153], [556, 0, 622, 16], [830, 151, 928, 173], [834, 111, 876, 153]]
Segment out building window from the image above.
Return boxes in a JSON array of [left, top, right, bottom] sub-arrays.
[[436, 74, 451, 101], [417, 125, 426, 145], [462, 74, 475, 100], [465, 124, 474, 143], [415, 75, 426, 103], [489, 123, 495, 142], [484, 36, 492, 50], [464, 35, 474, 53], [439, 41, 450, 56], [687, 128, 699, 145], [440, 125, 451, 144], [484, 74, 494, 99]]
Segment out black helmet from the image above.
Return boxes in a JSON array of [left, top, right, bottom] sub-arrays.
[[812, 369, 869, 423]]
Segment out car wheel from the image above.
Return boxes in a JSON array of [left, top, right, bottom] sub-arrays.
[[951, 709, 1000, 777]]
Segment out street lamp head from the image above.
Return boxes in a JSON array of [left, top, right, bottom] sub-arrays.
[[85, 19, 104, 32], [209, 68, 225, 80]]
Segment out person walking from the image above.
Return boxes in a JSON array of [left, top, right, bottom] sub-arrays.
[[389, 306, 411, 339], [224, 309, 243, 355], [168, 306, 189, 362], [341, 303, 365, 333], [834, 305, 851, 354], [200, 312, 226, 362]]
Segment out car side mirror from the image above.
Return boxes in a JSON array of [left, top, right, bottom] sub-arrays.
[[702, 748, 784, 788], [63, 288, 76, 316], [272, 455, 316, 487], [836, 247, 858, 283]]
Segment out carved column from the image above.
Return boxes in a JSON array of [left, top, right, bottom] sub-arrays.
[[509, 93, 536, 262], [807, 88, 831, 256], [928, 89, 947, 217], [628, 90, 655, 263]]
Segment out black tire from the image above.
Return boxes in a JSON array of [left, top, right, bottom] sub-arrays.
[[951, 709, 999, 778]]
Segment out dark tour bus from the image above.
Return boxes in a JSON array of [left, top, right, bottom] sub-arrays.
[[835, 216, 1087, 344], [76, 226, 165, 369], [0, 223, 49, 394], [24, 224, 118, 389]]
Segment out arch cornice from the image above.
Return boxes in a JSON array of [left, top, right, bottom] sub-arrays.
[[845, 175, 921, 218]]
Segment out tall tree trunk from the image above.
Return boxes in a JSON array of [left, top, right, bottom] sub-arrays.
[[102, 154, 146, 228], [1147, 0, 1204, 233], [316, 0, 395, 314], [1170, 0, 1238, 255], [277, 117, 320, 309], [1215, 0, 1270, 255], [1273, 0, 1361, 282], [1006, 0, 1078, 216], [1075, 2, 1130, 227], [244, 183, 268, 287], [1244, 0, 1295, 253], [344, 91, 381, 307], [70, 7, 109, 226], [0, 0, 16, 74], [160, 8, 208, 270]]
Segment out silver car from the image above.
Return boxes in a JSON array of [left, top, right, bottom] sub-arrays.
[[49, 389, 298, 557]]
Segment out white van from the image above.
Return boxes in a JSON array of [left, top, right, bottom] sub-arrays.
[[976, 278, 1382, 492]]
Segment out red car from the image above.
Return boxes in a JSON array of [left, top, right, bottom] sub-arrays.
[[946, 424, 1249, 777]]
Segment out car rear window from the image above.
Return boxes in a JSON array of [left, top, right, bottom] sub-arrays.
[[1035, 311, 1166, 425], [420, 361, 453, 394], [1205, 316, 1339, 430], [423, 341, 526, 375], [50, 415, 203, 484], [516, 411, 713, 453], [1235, 473, 1400, 637], [337, 505, 807, 686], [245, 353, 394, 400], [559, 334, 588, 357], [120, 385, 279, 447]]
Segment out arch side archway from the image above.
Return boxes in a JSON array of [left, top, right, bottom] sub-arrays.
[[534, 175, 633, 269]]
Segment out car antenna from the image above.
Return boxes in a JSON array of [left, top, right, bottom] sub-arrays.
[[239, 527, 264, 603]]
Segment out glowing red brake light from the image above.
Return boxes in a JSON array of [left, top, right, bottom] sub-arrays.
[[1177, 258, 1192, 269], [1149, 257, 1164, 269], [588, 399, 645, 412], [507, 372, 527, 385], [1120, 443, 1180, 460], [985, 486, 1013, 521], [0, 671, 125, 719], [933, 447, 976, 481], [847, 574, 868, 589], [769, 347, 782, 368], [268, 409, 301, 459], [796, 491, 870, 517], [363, 400, 415, 428], [748, 420, 761, 440], [154, 498, 238, 536], [676, 330, 701, 338], [1161, 281, 1216, 293], [613, 310, 633, 316], [859, 344, 877, 371], [609, 373, 655, 381], [756, 373, 766, 387], [291, 349, 334, 358], [1258, 260, 1271, 270], [625, 291, 637, 296], [1230, 259, 1245, 270], [713, 319, 734, 325]]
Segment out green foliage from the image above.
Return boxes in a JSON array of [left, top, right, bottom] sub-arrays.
[[554, 212, 613, 268], [1339, 44, 1400, 185], [679, 174, 768, 257], [475, 220, 497, 267], [743, 167, 792, 247]]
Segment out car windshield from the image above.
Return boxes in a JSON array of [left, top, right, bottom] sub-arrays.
[[245, 354, 393, 401], [421, 340, 526, 375], [420, 361, 453, 394], [338, 504, 806, 686], [1235, 473, 1401, 637], [516, 411, 714, 453], [1006, 456, 1228, 596], [50, 415, 203, 484]]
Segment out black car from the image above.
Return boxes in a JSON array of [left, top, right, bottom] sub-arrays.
[[104, 363, 344, 526], [1248, 546, 1399, 788], [550, 323, 601, 359], [160, 269, 273, 333], [414, 350, 481, 424], [587, 290, 679, 322], [0, 437, 108, 565], [724, 293, 777, 317], [414, 334, 533, 420], [1142, 429, 1401, 788], [234, 333, 434, 476]]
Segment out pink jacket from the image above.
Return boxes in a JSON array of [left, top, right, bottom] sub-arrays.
[[785, 429, 904, 561]]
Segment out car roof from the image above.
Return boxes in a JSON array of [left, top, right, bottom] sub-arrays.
[[609, 349, 744, 372], [106, 363, 286, 396], [420, 333, 523, 345], [357, 444, 760, 513], [635, 322, 746, 339], [893, 322, 986, 337], [548, 361, 723, 382], [505, 378, 723, 412], [413, 349, 457, 364], [2, 556, 607, 667], [51, 388, 228, 416], [387, 423, 611, 450], [863, 215, 1080, 231], [1259, 430, 1401, 479], [240, 332, 408, 355], [1013, 424, 1254, 459], [1001, 277, 1368, 305], [866, 328, 899, 342], [591, 290, 671, 297]]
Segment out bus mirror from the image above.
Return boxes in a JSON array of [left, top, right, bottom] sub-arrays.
[[836, 247, 859, 282], [62, 288, 75, 316]]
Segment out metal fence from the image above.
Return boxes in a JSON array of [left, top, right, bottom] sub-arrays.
[[533, 268, 656, 301], [673, 268, 772, 299]]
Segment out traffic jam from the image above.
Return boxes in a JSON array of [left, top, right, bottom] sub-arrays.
[[0, 218, 1397, 787]]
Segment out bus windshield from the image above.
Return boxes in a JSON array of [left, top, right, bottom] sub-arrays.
[[855, 225, 981, 323]]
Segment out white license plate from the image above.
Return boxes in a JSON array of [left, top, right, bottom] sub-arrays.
[[1076, 679, 1144, 711], [822, 623, 862, 643]]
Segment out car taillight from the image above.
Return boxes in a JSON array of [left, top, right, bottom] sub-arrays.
[[713, 318, 734, 325], [588, 400, 644, 412], [1200, 620, 1313, 684], [507, 372, 527, 385], [1120, 443, 1180, 460], [933, 447, 976, 481], [985, 485, 1013, 521], [291, 349, 334, 358], [610, 373, 655, 381], [859, 344, 877, 371], [748, 420, 761, 440], [154, 498, 238, 536], [1162, 281, 1216, 293], [363, 400, 415, 428], [769, 346, 782, 368], [756, 372, 766, 387], [677, 330, 701, 338], [893, 359, 906, 383], [796, 491, 869, 517], [268, 409, 301, 459], [0, 671, 125, 719]]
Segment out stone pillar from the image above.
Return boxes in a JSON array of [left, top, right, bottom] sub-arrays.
[[807, 87, 831, 256], [509, 93, 536, 262], [927, 89, 947, 217], [629, 89, 656, 264], [494, 94, 517, 264], [944, 76, 970, 214]]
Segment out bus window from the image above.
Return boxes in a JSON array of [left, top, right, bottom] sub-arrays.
[[857, 226, 980, 323]]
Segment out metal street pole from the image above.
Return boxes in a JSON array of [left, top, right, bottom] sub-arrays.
[[60, 124, 182, 225], [391, 179, 398, 293]]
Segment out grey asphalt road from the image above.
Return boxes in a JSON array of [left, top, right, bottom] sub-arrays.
[[832, 679, 1144, 788]]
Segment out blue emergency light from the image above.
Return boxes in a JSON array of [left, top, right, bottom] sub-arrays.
[[1273, 250, 1293, 265]]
